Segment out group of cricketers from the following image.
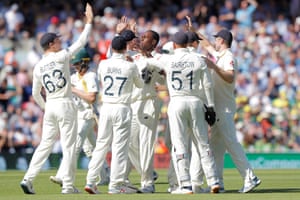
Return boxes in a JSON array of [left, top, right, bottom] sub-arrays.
[[20, 2, 261, 195]]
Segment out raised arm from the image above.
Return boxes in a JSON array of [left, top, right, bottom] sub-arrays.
[[247, 0, 258, 8], [185, 15, 216, 55], [85, 3, 94, 24], [67, 3, 94, 55]]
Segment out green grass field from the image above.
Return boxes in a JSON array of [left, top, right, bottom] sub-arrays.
[[1, 169, 300, 200]]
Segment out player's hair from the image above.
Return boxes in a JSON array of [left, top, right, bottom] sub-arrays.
[[225, 40, 232, 48], [149, 30, 160, 47]]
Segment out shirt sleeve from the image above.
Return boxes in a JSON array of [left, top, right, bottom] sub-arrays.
[[67, 24, 92, 57], [32, 68, 45, 109], [202, 67, 214, 107], [223, 53, 236, 71], [87, 72, 99, 93], [132, 64, 144, 88]]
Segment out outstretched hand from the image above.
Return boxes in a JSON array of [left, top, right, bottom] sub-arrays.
[[85, 3, 94, 24], [116, 16, 129, 34], [185, 16, 195, 32], [128, 18, 137, 35]]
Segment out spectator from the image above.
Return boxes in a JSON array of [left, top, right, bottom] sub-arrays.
[[47, 16, 60, 33], [4, 3, 24, 37], [0, 109, 8, 152], [100, 7, 118, 30], [0, 14, 7, 38], [192, 2, 210, 25], [219, 0, 236, 29], [235, 0, 258, 34]]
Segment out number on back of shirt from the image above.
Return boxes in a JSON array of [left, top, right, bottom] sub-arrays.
[[171, 70, 193, 90], [104, 75, 127, 96], [42, 69, 67, 93]]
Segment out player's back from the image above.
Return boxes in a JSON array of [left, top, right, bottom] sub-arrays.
[[165, 48, 206, 98], [98, 53, 143, 104], [33, 50, 72, 100]]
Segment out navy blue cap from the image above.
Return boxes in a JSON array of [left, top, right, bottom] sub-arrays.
[[40, 32, 60, 49], [120, 30, 137, 42], [186, 31, 202, 43], [112, 36, 127, 51], [214, 29, 233, 47], [171, 31, 188, 45]]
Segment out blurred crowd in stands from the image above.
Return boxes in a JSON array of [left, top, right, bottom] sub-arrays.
[[0, 0, 299, 162]]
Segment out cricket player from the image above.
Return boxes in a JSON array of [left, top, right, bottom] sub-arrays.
[[126, 30, 165, 193], [84, 36, 144, 194], [49, 48, 110, 186], [186, 31, 208, 193], [20, 3, 93, 194], [152, 31, 220, 194], [198, 28, 261, 193]]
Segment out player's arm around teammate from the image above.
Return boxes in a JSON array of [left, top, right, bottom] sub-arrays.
[[190, 18, 261, 192], [85, 36, 144, 194], [125, 30, 165, 193], [158, 31, 220, 194]]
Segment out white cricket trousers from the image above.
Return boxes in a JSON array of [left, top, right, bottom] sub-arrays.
[[23, 99, 78, 189], [86, 103, 132, 189], [56, 117, 96, 179], [210, 110, 256, 187], [128, 98, 159, 187], [168, 97, 219, 187]]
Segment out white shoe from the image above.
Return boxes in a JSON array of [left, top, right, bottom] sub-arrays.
[[124, 180, 139, 190], [171, 186, 193, 194], [20, 179, 35, 194], [49, 176, 62, 187], [167, 185, 179, 193], [108, 185, 138, 194], [84, 184, 100, 194], [239, 177, 261, 193], [139, 185, 155, 193], [61, 186, 80, 194]]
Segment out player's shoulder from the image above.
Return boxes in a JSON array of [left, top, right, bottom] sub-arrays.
[[223, 49, 236, 63], [86, 69, 97, 76], [224, 49, 234, 57], [33, 58, 47, 73], [71, 72, 77, 78], [127, 60, 139, 69], [82, 70, 96, 80], [188, 51, 204, 61]]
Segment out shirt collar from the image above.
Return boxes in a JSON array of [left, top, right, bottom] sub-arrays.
[[174, 48, 189, 53], [111, 52, 125, 59]]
